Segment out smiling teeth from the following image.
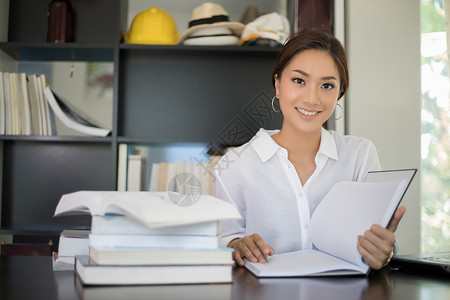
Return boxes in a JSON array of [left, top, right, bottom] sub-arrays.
[[296, 108, 318, 116]]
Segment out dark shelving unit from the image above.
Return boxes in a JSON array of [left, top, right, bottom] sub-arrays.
[[0, 0, 284, 242]]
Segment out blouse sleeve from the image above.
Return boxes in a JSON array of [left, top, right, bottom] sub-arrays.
[[213, 157, 247, 247], [355, 139, 382, 182]]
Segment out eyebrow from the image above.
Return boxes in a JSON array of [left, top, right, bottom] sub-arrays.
[[293, 69, 338, 81]]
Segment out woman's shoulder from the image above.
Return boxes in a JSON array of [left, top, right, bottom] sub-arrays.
[[215, 129, 273, 174], [328, 130, 377, 150]]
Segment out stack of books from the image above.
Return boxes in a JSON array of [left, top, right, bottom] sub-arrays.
[[52, 229, 90, 271], [0, 71, 110, 137], [54, 190, 241, 285], [0, 71, 53, 136]]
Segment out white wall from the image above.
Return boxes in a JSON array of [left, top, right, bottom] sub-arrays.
[[345, 0, 422, 254]]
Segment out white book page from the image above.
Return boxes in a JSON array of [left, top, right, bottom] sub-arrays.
[[245, 250, 366, 277], [54, 191, 242, 227], [309, 180, 406, 268]]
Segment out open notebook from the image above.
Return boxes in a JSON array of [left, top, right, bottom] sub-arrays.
[[245, 169, 417, 277]]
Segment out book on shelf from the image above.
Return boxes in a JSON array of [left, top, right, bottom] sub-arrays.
[[148, 162, 160, 191], [157, 161, 169, 191], [245, 169, 417, 277], [18, 73, 32, 135], [38, 75, 54, 135], [116, 143, 129, 192], [89, 245, 234, 265], [75, 255, 233, 285], [147, 159, 221, 196], [43, 86, 110, 137], [35, 74, 49, 135], [2, 72, 12, 135], [1, 72, 56, 136], [127, 154, 146, 191], [26, 74, 42, 135], [88, 233, 220, 249], [54, 191, 242, 228], [91, 215, 221, 236], [9, 73, 20, 135], [117, 144, 149, 191]]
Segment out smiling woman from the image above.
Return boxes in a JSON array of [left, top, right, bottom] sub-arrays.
[[214, 29, 406, 271]]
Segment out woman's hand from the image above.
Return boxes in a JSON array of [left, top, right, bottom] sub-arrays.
[[357, 206, 406, 269], [228, 234, 274, 266]]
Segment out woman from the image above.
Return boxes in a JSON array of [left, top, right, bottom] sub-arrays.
[[214, 29, 405, 270]]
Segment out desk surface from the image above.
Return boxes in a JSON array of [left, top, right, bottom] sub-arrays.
[[0, 256, 449, 300]]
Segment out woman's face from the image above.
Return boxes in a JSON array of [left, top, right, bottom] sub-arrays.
[[275, 49, 340, 135]]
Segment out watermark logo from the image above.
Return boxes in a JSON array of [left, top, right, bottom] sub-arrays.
[[167, 172, 202, 207]]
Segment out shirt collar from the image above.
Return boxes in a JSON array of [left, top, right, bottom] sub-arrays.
[[318, 127, 339, 160], [251, 128, 281, 162], [251, 128, 339, 163]]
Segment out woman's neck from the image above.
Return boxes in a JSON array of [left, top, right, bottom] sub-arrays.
[[272, 126, 322, 159]]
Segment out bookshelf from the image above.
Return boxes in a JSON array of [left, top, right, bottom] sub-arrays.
[[0, 0, 334, 243]]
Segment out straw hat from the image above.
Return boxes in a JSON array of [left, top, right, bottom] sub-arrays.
[[178, 2, 245, 45]]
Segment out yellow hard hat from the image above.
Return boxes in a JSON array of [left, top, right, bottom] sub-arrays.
[[125, 7, 179, 45]]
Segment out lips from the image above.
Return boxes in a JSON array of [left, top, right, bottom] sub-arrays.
[[296, 107, 319, 116]]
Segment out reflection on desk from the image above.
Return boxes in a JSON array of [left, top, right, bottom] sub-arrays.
[[1, 256, 449, 300]]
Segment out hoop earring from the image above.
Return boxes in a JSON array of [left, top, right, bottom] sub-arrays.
[[271, 96, 280, 112], [331, 103, 343, 120]]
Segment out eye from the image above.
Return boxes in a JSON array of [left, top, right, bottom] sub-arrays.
[[321, 83, 335, 90], [293, 78, 305, 85]]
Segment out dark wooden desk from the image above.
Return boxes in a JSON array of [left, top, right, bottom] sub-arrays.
[[0, 256, 448, 300]]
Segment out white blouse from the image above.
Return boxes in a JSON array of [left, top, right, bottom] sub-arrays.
[[214, 128, 381, 254]]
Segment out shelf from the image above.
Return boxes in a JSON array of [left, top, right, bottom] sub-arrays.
[[0, 135, 113, 143], [0, 42, 115, 62], [119, 43, 282, 54], [117, 136, 211, 144]]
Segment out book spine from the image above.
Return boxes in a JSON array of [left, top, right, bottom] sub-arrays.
[[88, 234, 220, 249], [91, 216, 220, 236]]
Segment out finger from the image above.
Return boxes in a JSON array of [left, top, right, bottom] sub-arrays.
[[357, 236, 384, 270], [245, 234, 270, 263], [359, 232, 384, 258], [233, 249, 246, 267], [254, 235, 273, 256], [387, 206, 406, 232], [240, 243, 259, 263], [370, 224, 396, 247], [363, 226, 394, 259], [358, 226, 394, 270], [246, 240, 268, 264]]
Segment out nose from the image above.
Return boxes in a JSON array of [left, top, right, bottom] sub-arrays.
[[303, 86, 320, 106]]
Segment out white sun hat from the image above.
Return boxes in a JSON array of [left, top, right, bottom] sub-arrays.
[[178, 2, 245, 45], [239, 12, 290, 46]]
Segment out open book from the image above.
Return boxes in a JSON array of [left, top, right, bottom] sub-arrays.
[[54, 191, 242, 228], [245, 169, 417, 277]]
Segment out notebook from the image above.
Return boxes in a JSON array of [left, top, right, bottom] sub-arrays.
[[363, 169, 417, 225], [390, 252, 450, 276]]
